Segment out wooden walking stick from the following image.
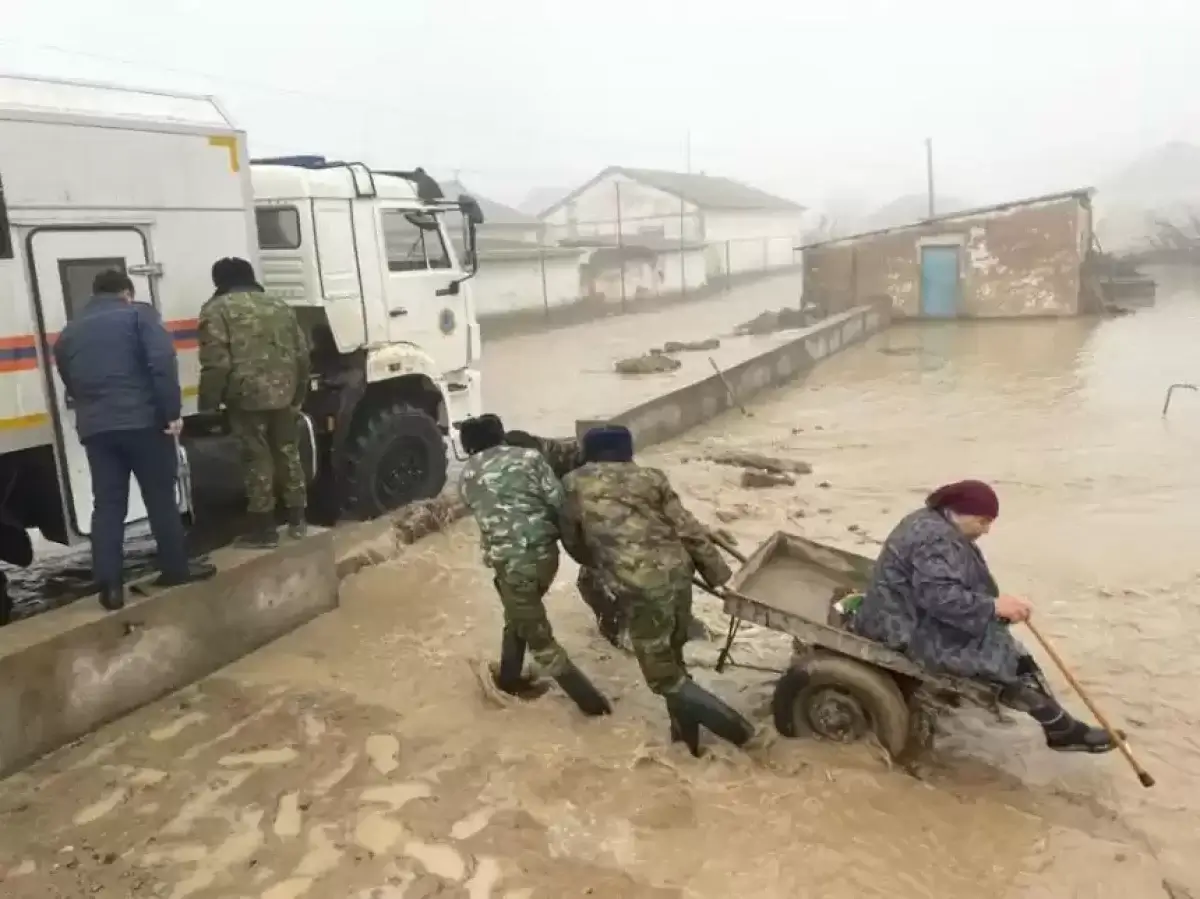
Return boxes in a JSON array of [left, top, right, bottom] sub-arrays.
[[1024, 619, 1155, 788]]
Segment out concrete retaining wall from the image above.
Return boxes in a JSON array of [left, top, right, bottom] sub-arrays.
[[0, 533, 338, 777], [0, 495, 472, 778], [575, 300, 891, 447]]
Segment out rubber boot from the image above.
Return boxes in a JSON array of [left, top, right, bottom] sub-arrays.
[[1044, 716, 1118, 754], [666, 679, 754, 757], [667, 701, 700, 752], [493, 628, 549, 699], [98, 583, 125, 612], [286, 507, 308, 540], [155, 560, 218, 588], [554, 662, 613, 717], [235, 513, 279, 549]]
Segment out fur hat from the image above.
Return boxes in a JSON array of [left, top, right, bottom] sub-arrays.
[[460, 414, 505, 455], [582, 425, 634, 463], [504, 429, 540, 449]]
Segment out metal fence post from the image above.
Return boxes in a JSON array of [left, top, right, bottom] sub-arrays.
[[539, 246, 550, 319]]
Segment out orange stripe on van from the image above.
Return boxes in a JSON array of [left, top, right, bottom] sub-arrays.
[[0, 319, 201, 372]]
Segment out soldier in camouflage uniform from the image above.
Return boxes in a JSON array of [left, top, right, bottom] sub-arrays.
[[504, 428, 627, 646], [851, 480, 1116, 754], [559, 425, 754, 756], [198, 258, 310, 548], [458, 414, 612, 717]]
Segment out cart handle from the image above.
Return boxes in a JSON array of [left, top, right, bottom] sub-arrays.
[[709, 530, 748, 564]]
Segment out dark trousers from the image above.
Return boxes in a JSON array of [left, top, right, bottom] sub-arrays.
[[84, 428, 188, 587]]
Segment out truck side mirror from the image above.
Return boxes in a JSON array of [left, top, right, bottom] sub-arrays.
[[457, 195, 483, 274], [458, 195, 484, 226]]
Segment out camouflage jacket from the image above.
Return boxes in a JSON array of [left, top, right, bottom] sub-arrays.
[[459, 445, 564, 567], [851, 507, 1022, 683], [197, 289, 310, 412], [530, 435, 582, 480], [559, 461, 731, 596]]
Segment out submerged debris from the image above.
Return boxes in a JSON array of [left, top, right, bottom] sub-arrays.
[[661, 338, 721, 353], [733, 307, 810, 336], [614, 352, 683, 374], [741, 470, 795, 489], [707, 451, 813, 475]]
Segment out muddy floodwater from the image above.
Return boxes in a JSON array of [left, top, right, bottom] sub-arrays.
[[1, 276, 1199, 898]]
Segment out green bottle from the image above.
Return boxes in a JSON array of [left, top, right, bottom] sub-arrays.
[[834, 592, 864, 616]]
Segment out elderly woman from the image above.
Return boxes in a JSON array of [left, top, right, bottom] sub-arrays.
[[850, 480, 1115, 754]]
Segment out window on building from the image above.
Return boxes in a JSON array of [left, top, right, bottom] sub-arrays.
[[57, 257, 128, 320], [381, 209, 451, 272], [0, 173, 13, 260], [255, 206, 302, 250]]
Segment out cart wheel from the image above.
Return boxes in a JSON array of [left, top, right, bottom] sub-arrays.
[[899, 701, 937, 761], [772, 655, 911, 757]]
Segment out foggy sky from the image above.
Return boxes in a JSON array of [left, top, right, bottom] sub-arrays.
[[4, 0, 1199, 212]]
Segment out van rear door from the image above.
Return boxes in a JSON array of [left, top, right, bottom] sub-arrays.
[[28, 227, 190, 536]]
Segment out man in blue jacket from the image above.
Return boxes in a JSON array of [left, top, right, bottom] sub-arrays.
[[53, 270, 216, 611]]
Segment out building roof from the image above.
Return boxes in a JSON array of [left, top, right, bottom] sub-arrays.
[[540, 166, 805, 217], [442, 180, 539, 226], [797, 187, 1095, 251], [520, 186, 571, 214], [862, 193, 974, 231]]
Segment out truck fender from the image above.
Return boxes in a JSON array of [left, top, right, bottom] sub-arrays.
[[364, 343, 442, 386]]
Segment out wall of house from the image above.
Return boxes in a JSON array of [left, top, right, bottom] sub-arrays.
[[702, 209, 806, 274], [541, 172, 704, 244], [470, 252, 583, 318], [802, 196, 1090, 317], [584, 246, 708, 305], [482, 222, 542, 245]]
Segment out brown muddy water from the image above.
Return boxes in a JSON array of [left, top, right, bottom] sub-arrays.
[[1, 279, 1198, 898]]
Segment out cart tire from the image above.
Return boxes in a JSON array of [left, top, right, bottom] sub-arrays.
[[773, 655, 911, 757], [899, 701, 937, 762]]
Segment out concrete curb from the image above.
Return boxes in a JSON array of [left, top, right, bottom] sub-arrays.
[[0, 531, 340, 778], [575, 300, 891, 447], [333, 494, 468, 580]]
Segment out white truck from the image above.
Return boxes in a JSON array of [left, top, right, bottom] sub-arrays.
[[0, 73, 485, 578]]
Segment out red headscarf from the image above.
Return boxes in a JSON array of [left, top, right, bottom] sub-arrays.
[[926, 480, 999, 519]]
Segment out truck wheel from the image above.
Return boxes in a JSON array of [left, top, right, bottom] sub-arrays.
[[343, 405, 448, 520], [772, 654, 911, 757]]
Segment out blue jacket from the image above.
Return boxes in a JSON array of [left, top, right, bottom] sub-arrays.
[[52, 295, 182, 441]]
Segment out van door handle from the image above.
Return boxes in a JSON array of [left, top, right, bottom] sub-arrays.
[[390, 308, 408, 317]]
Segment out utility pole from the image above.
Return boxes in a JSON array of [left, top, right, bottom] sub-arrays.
[[681, 128, 691, 297], [615, 181, 627, 311], [925, 137, 935, 219]]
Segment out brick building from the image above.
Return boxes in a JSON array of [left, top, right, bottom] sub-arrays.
[[800, 189, 1098, 318]]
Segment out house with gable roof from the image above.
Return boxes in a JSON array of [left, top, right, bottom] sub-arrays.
[[537, 166, 808, 281]]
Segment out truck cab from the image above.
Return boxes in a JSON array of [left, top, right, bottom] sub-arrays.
[[237, 157, 485, 519]]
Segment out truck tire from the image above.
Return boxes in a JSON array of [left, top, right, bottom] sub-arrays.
[[343, 404, 448, 520], [772, 654, 911, 758]]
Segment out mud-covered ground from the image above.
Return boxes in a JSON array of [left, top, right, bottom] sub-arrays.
[[2, 275, 1198, 897]]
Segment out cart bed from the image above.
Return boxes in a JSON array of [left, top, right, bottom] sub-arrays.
[[728, 530, 875, 623]]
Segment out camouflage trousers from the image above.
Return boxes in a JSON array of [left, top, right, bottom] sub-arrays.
[[228, 408, 306, 515], [576, 566, 628, 645], [493, 551, 570, 677], [626, 579, 694, 696]]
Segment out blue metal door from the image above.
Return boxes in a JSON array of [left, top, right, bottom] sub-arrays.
[[920, 245, 960, 318]]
